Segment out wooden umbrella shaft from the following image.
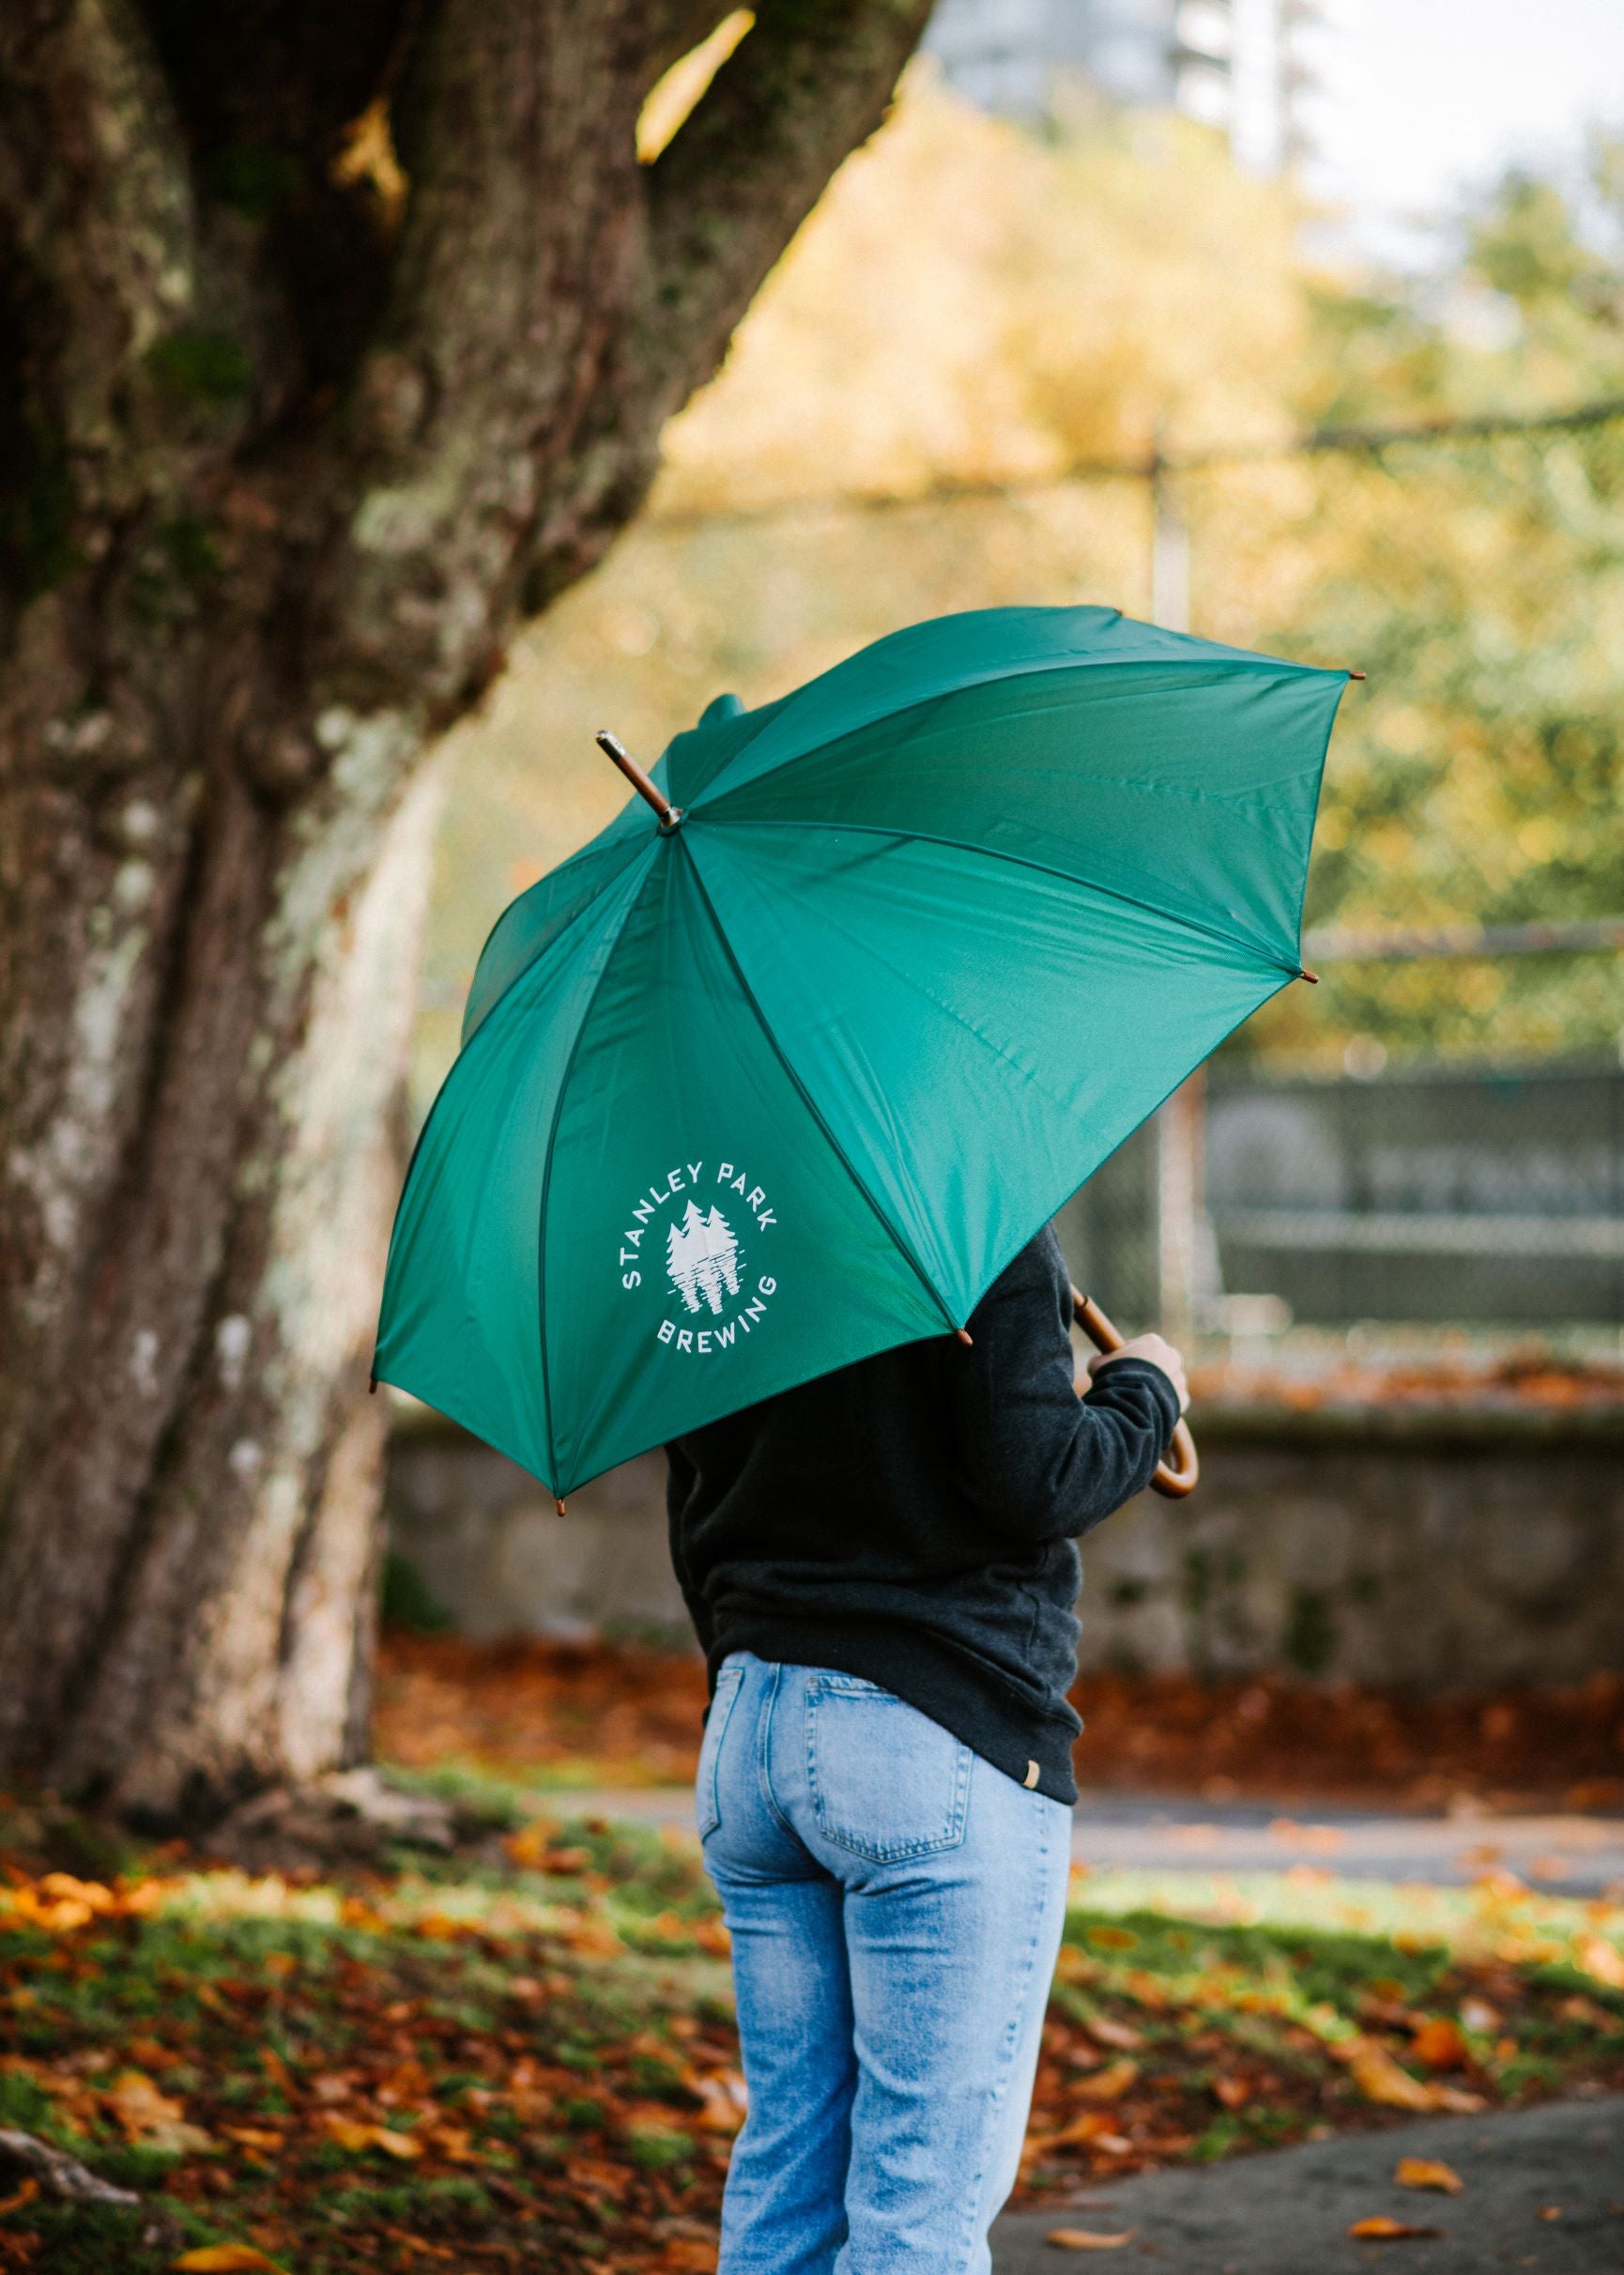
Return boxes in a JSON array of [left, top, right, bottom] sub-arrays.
[[1072, 1285, 1199, 1499]]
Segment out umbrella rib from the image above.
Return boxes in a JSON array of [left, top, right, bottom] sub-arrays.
[[371, 846, 652, 1396], [696, 642, 1327, 811], [701, 813, 1307, 980], [532, 848, 661, 1492], [461, 833, 649, 1048], [677, 834, 964, 1339]]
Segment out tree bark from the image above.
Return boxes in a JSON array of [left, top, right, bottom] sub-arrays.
[[0, 0, 931, 1819]]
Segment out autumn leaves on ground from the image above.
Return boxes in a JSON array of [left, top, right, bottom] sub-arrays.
[[3, 1646, 1623, 2271]]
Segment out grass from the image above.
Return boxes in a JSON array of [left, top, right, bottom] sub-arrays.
[[1, 1777, 1621, 2271]]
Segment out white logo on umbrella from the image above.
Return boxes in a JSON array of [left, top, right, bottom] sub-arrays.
[[666, 1202, 742, 1315], [616, 1160, 778, 1356]]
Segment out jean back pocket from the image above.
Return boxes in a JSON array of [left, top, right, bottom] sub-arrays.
[[804, 1675, 973, 1864], [695, 1658, 745, 1841]]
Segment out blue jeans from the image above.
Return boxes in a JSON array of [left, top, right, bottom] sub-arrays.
[[697, 1652, 1071, 2274]]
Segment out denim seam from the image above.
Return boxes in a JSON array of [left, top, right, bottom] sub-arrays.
[[697, 1663, 744, 1841], [758, 1659, 800, 1842], [954, 1793, 1052, 2274], [804, 1683, 973, 1865]]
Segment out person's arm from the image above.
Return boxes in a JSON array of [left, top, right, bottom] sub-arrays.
[[949, 1227, 1181, 1543]]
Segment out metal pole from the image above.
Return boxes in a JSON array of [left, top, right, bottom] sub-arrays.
[[1149, 455, 1215, 1344]]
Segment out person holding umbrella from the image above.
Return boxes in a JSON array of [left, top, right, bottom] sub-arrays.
[[666, 1237, 1187, 2271], [374, 605, 1350, 2271]]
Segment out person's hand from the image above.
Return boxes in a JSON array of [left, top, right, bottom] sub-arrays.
[[1088, 1334, 1188, 1415]]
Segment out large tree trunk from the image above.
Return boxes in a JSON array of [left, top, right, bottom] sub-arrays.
[[0, 0, 931, 1820]]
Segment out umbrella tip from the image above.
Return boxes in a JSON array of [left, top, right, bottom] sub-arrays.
[[1299, 966, 1321, 985], [1347, 669, 1367, 681], [955, 1327, 974, 1347], [555, 1496, 568, 1516]]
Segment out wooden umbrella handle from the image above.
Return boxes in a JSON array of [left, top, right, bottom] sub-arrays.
[[1071, 1285, 1199, 1500]]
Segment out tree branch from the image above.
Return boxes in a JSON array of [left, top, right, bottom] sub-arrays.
[[314, 1, 650, 708], [639, 0, 932, 416], [0, 0, 196, 520], [310, 0, 931, 712], [640, 1, 741, 97]]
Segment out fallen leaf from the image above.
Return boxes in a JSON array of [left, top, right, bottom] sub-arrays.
[[1072, 2059, 1139, 2104], [108, 2068, 185, 2135], [107, 2068, 216, 2156], [322, 2114, 421, 2159], [222, 2127, 283, 2156], [382, 2231, 460, 2263], [0, 2179, 38, 2220], [1084, 2016, 1142, 2052], [124, 2036, 181, 2069], [1409, 2018, 1468, 2070], [687, 2069, 747, 2133], [1345, 2044, 1439, 2112], [1348, 2216, 1445, 2240], [172, 2250, 287, 2273], [1537, 2206, 1562, 2221], [1045, 2230, 1135, 2251], [1211, 2071, 1250, 2110], [1396, 2158, 1463, 2194], [1579, 1938, 1624, 1990], [1432, 2085, 1486, 2114], [1040, 2109, 1117, 2151]]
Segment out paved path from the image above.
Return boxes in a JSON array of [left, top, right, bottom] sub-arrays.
[[549, 1789, 1624, 1897], [991, 2097, 1624, 2273], [1065, 1795, 1624, 1898]]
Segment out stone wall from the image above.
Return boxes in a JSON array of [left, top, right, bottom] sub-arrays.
[[384, 1405, 1624, 1689]]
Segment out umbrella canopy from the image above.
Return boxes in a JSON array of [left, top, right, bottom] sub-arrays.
[[375, 606, 1349, 1498]]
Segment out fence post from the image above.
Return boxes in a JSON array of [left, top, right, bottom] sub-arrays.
[[1149, 451, 1212, 1345]]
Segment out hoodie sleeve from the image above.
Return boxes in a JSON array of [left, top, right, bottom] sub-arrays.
[[947, 1225, 1180, 1544]]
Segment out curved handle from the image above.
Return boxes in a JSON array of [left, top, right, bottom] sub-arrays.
[[1071, 1285, 1199, 1500]]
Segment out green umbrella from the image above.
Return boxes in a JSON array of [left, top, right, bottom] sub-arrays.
[[374, 606, 1349, 1500]]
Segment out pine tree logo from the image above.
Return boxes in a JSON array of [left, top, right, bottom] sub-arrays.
[[666, 1201, 742, 1316]]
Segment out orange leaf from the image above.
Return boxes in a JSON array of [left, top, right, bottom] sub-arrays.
[[322, 2115, 375, 2152], [222, 2126, 283, 2156], [369, 2125, 422, 2161], [108, 2068, 185, 2136], [0, 2178, 38, 2220], [1347, 2217, 1444, 2240], [1211, 2071, 1250, 2110], [1409, 2018, 1468, 2069], [687, 2069, 747, 2133], [108, 2068, 216, 2157], [1045, 2229, 1135, 2251], [172, 2249, 287, 2272], [1395, 2157, 1463, 2194], [1072, 2058, 1139, 2104], [1035, 2108, 1115, 2152], [1346, 2044, 1439, 2112], [1084, 2015, 1142, 2052], [322, 2114, 421, 2159], [1579, 1937, 1624, 1990]]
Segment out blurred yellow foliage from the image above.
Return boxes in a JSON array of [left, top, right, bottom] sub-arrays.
[[421, 72, 1624, 1104]]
